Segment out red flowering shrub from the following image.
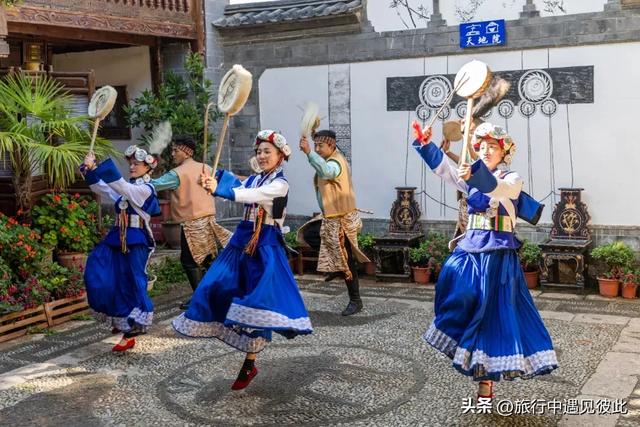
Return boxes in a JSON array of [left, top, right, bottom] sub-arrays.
[[38, 263, 85, 300], [0, 257, 22, 314], [0, 213, 47, 280], [31, 192, 100, 253], [16, 277, 51, 309]]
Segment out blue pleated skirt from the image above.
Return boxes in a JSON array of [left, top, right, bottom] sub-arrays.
[[423, 247, 558, 381], [84, 242, 154, 332], [172, 221, 312, 353]]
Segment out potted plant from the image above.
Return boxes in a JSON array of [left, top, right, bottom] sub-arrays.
[[284, 230, 299, 272], [519, 240, 542, 289], [0, 73, 116, 217], [409, 242, 431, 284], [620, 268, 639, 299], [31, 193, 100, 270], [357, 233, 376, 276], [425, 232, 449, 283], [591, 241, 635, 298]]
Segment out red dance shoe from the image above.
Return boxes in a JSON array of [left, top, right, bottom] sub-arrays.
[[112, 338, 135, 352], [231, 366, 258, 391], [477, 380, 494, 402]]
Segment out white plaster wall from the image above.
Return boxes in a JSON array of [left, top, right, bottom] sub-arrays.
[[369, 0, 607, 32], [259, 42, 640, 226], [259, 65, 330, 216], [52, 46, 152, 175], [230, 0, 608, 32]]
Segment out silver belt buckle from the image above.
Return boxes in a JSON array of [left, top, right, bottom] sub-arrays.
[[130, 215, 140, 228]]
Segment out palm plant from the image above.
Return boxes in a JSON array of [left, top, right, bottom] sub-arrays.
[[0, 73, 117, 213]]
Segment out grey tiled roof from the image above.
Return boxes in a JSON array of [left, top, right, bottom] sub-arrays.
[[213, 0, 363, 28]]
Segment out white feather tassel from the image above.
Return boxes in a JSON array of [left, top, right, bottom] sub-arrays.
[[148, 121, 172, 156]]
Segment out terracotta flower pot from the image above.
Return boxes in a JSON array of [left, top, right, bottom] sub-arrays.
[[56, 252, 88, 271], [161, 222, 182, 249], [524, 270, 539, 289], [412, 266, 431, 284], [364, 261, 377, 276], [621, 283, 638, 299], [597, 277, 620, 298]]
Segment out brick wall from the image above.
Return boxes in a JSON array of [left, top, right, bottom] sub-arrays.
[[203, 2, 640, 248]]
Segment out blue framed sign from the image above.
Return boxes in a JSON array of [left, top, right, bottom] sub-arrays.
[[459, 19, 506, 49]]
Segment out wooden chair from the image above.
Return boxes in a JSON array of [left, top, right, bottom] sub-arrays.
[[296, 246, 319, 275]]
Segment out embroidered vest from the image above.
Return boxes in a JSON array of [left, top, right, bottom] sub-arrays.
[[170, 158, 216, 223], [314, 149, 356, 218]]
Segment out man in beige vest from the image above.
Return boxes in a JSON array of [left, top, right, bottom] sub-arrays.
[[152, 136, 231, 309], [299, 130, 369, 316]]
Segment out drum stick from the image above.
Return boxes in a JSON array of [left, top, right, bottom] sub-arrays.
[[425, 74, 469, 129], [88, 117, 100, 154], [459, 97, 475, 166], [212, 113, 230, 174], [202, 102, 215, 175]]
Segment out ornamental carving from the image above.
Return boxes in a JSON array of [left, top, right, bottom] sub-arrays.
[[7, 6, 196, 39], [550, 188, 591, 240], [389, 187, 422, 234]]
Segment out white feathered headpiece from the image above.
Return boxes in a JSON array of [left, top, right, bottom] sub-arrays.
[[124, 121, 172, 169]]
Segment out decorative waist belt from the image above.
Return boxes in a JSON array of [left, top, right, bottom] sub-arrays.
[[116, 214, 145, 229], [468, 214, 513, 233], [244, 206, 275, 225]]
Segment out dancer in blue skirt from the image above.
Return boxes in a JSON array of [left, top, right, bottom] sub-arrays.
[[82, 146, 160, 352], [412, 121, 558, 401], [172, 130, 312, 390]]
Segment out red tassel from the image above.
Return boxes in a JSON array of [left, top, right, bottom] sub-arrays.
[[412, 120, 424, 142], [412, 120, 432, 144], [244, 207, 265, 257], [119, 210, 128, 254]]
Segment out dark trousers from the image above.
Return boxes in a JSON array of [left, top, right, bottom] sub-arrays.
[[180, 227, 212, 292], [305, 218, 360, 302], [344, 238, 361, 303]]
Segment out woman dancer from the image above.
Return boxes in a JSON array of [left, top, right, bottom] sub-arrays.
[[172, 130, 312, 390], [412, 121, 558, 400], [82, 146, 160, 352]]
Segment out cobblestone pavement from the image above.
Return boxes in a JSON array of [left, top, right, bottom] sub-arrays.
[[0, 278, 639, 426]]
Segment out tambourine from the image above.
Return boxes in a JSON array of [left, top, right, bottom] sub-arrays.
[[88, 86, 117, 120], [443, 120, 462, 142], [454, 60, 492, 99], [453, 60, 492, 164], [207, 64, 254, 175], [300, 102, 320, 137], [87, 85, 118, 153], [217, 64, 253, 115]]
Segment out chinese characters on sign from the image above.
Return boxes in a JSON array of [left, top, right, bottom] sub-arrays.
[[461, 398, 628, 416], [459, 19, 506, 49]]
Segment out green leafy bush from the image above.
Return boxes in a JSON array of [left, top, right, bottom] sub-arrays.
[[37, 262, 84, 300], [519, 240, 542, 272], [125, 52, 222, 173], [284, 231, 299, 249], [409, 232, 450, 277], [357, 233, 375, 256], [148, 257, 187, 297], [591, 241, 636, 280]]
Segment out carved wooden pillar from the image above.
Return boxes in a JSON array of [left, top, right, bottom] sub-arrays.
[[0, 6, 9, 58]]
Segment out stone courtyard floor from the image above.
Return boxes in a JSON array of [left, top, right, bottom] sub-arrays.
[[0, 275, 639, 426]]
